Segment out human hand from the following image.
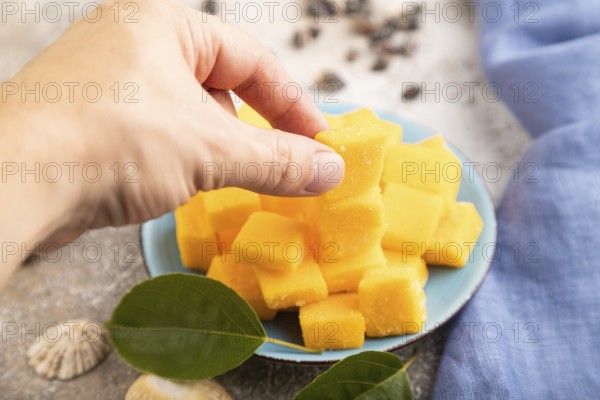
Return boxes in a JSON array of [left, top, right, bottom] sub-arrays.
[[0, 0, 344, 261]]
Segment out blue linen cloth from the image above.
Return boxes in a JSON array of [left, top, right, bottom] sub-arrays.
[[432, 1, 600, 398]]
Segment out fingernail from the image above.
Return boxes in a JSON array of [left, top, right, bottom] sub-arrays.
[[304, 151, 345, 194]]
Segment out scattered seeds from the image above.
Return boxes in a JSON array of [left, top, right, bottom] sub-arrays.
[[296, 0, 424, 101]]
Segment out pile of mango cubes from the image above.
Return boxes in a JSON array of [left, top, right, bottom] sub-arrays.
[[175, 105, 483, 350]]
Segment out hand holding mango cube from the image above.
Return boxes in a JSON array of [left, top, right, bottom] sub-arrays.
[[174, 105, 484, 350]]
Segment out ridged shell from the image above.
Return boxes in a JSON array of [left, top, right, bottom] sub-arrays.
[[126, 374, 232, 400], [27, 319, 110, 380]]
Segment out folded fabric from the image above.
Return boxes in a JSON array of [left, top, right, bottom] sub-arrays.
[[432, 1, 600, 398]]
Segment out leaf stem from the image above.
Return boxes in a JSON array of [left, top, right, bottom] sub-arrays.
[[400, 347, 419, 372], [267, 337, 324, 354]]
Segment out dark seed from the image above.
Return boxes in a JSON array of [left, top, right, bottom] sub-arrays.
[[292, 31, 309, 49], [201, 0, 218, 15], [344, 0, 361, 14], [307, 2, 319, 16], [323, 1, 338, 16], [351, 14, 376, 35], [346, 48, 359, 62], [402, 84, 421, 101], [344, 0, 369, 15], [317, 72, 345, 92], [383, 16, 401, 31], [309, 26, 321, 39], [307, 1, 341, 19], [372, 56, 390, 71], [370, 26, 395, 43]]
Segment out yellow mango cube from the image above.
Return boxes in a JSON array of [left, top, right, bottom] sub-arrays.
[[417, 134, 446, 149], [299, 293, 365, 350], [260, 195, 315, 221], [233, 211, 306, 272], [320, 245, 387, 293], [316, 123, 388, 201], [381, 143, 462, 203], [203, 188, 261, 232], [317, 188, 384, 233], [382, 183, 444, 253], [318, 227, 384, 259], [175, 194, 218, 272], [359, 267, 427, 337], [341, 108, 402, 148], [237, 103, 271, 129], [424, 202, 483, 267], [216, 227, 240, 254], [384, 250, 428, 287], [253, 257, 328, 309], [206, 255, 277, 320]]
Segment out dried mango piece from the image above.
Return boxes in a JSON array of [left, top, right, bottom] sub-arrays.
[[359, 267, 427, 337], [299, 293, 365, 350]]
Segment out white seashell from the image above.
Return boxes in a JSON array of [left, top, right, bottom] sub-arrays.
[[126, 374, 232, 400], [27, 319, 110, 380]]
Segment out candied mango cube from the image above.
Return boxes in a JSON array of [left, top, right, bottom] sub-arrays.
[[253, 257, 328, 309], [260, 195, 315, 221], [237, 103, 271, 129], [233, 211, 306, 272], [317, 188, 384, 233], [316, 123, 388, 201], [175, 194, 218, 272], [382, 183, 444, 253], [381, 143, 462, 203], [341, 108, 402, 148], [206, 255, 277, 320], [320, 245, 386, 293], [384, 250, 428, 287], [216, 227, 240, 253], [318, 227, 384, 259], [359, 267, 427, 337], [424, 202, 483, 267], [203, 188, 261, 232], [299, 293, 365, 350]]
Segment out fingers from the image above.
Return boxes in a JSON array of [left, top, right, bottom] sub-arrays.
[[187, 13, 328, 137], [202, 119, 344, 196], [206, 88, 236, 116]]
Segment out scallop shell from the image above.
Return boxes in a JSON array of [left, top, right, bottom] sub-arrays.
[[126, 374, 232, 400], [27, 319, 110, 380]]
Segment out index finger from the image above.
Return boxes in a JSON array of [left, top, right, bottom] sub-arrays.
[[188, 14, 328, 137]]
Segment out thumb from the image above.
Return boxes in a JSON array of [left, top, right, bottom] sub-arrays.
[[207, 121, 345, 196]]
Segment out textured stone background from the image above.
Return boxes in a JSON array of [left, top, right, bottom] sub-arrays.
[[0, 1, 530, 399]]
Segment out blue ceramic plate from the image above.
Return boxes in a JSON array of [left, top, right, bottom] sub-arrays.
[[140, 104, 497, 364]]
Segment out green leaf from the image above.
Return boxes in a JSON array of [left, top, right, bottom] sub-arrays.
[[293, 351, 414, 400], [105, 273, 266, 380]]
